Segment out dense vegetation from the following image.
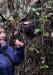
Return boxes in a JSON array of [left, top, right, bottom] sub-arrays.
[[0, 0, 53, 75]]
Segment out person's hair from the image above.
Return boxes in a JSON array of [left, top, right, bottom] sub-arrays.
[[0, 22, 5, 29], [0, 22, 8, 41]]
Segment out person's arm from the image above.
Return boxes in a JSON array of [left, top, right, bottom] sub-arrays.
[[14, 40, 24, 65]]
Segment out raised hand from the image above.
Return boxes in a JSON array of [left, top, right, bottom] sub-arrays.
[[15, 39, 24, 47]]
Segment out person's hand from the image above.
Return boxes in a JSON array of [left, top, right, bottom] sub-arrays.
[[51, 32, 53, 38], [15, 39, 24, 47]]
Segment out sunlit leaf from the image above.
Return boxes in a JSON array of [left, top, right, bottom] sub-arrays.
[[44, 65, 49, 68], [43, 32, 49, 36], [34, 28, 41, 34]]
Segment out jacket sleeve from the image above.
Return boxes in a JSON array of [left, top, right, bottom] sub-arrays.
[[14, 46, 24, 65]]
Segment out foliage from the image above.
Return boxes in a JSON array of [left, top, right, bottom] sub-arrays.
[[0, 0, 53, 75]]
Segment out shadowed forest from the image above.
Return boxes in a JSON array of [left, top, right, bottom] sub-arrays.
[[0, 0, 53, 75]]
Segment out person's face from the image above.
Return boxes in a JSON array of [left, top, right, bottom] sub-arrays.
[[0, 27, 6, 44]]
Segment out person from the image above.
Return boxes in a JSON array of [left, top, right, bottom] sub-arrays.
[[0, 24, 24, 75]]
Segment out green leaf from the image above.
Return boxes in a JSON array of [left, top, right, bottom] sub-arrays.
[[44, 65, 49, 69], [32, 8, 36, 12], [43, 32, 49, 37], [31, 7, 43, 12], [34, 28, 41, 34], [40, 66, 44, 69], [40, 65, 48, 69]]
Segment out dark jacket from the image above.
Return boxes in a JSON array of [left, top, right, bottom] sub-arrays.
[[0, 43, 24, 75]]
